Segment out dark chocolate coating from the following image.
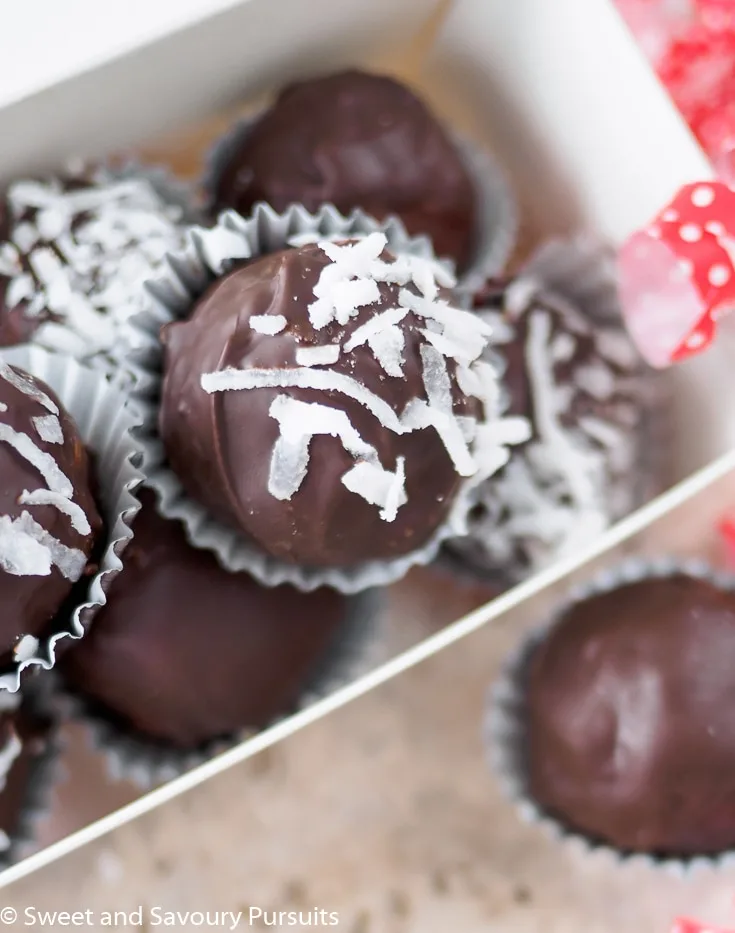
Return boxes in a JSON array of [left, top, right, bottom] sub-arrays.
[[0, 368, 101, 658], [526, 575, 735, 856], [209, 70, 477, 271], [61, 488, 350, 747], [160, 243, 478, 567], [0, 704, 54, 860], [0, 188, 43, 345], [475, 281, 614, 430]]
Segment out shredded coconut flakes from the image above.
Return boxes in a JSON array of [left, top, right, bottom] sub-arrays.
[[1, 172, 189, 367], [295, 345, 341, 367], [202, 242, 526, 522], [33, 414, 63, 444], [0, 367, 94, 577], [250, 314, 287, 336]]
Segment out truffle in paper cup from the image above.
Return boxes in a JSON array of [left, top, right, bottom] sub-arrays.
[[0, 161, 197, 382], [60, 587, 381, 790], [442, 237, 670, 587], [0, 682, 63, 868], [488, 556, 735, 875], [202, 103, 517, 289], [0, 345, 144, 691], [125, 204, 528, 593]]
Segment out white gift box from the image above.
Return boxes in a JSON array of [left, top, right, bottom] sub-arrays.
[[1, 0, 734, 887]]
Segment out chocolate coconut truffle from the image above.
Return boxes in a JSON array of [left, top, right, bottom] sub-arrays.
[[0, 363, 101, 660], [523, 574, 735, 856], [62, 488, 352, 747], [445, 273, 648, 582], [208, 70, 478, 271], [0, 168, 188, 367], [160, 234, 526, 568]]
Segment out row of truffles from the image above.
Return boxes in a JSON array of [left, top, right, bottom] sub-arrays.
[[0, 356, 369, 816], [0, 69, 494, 370], [0, 66, 662, 833], [497, 571, 735, 862], [0, 69, 651, 591]]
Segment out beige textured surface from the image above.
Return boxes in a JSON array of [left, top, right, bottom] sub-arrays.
[[0, 469, 735, 930]]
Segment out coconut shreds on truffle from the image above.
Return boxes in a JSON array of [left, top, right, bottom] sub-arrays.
[[13, 634, 39, 663], [0, 366, 92, 579], [453, 275, 645, 577], [0, 170, 189, 369], [295, 345, 341, 367], [202, 233, 529, 524], [32, 415, 63, 445], [250, 314, 287, 336]]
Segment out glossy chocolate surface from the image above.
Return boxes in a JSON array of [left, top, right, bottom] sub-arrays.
[[210, 70, 477, 270], [160, 243, 478, 567], [62, 489, 349, 747], [526, 575, 735, 855], [0, 366, 101, 658]]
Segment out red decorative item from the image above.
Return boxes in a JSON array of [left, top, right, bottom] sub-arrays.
[[619, 181, 735, 366], [719, 515, 735, 567], [657, 25, 735, 128], [617, 0, 693, 65], [673, 918, 735, 933], [695, 0, 735, 33], [619, 1, 735, 173], [695, 104, 735, 186]]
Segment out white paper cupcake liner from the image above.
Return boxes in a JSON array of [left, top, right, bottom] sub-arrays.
[[0, 346, 144, 692], [59, 587, 382, 789], [487, 555, 735, 876], [440, 236, 671, 586], [124, 203, 500, 593], [202, 113, 517, 289]]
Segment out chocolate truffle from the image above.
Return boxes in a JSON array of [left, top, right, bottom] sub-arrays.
[[0, 168, 188, 368], [62, 488, 351, 747], [160, 234, 525, 568], [445, 274, 648, 582], [209, 70, 477, 270], [0, 363, 101, 659], [0, 699, 56, 863], [525, 574, 735, 856]]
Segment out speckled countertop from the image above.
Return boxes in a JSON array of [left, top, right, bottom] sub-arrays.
[[1, 467, 734, 932]]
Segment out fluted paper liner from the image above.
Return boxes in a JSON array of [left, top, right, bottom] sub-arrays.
[[0, 346, 144, 691], [125, 203, 507, 593], [202, 114, 517, 289], [61, 587, 382, 789], [487, 555, 735, 876]]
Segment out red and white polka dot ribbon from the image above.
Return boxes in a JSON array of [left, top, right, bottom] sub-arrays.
[[618, 180, 735, 367]]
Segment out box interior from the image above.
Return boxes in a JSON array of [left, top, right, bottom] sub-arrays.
[[1, 0, 735, 887]]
